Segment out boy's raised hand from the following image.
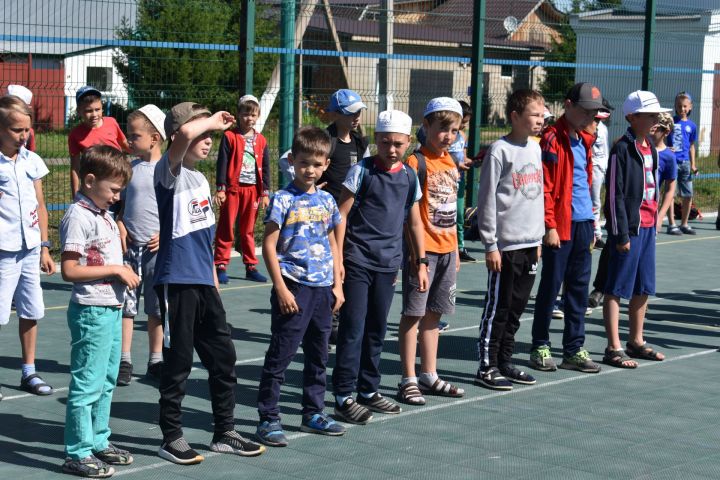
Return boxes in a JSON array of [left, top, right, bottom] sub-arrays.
[[213, 111, 236, 131], [116, 264, 141, 289]]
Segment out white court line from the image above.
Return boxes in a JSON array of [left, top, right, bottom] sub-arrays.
[[114, 347, 718, 477]]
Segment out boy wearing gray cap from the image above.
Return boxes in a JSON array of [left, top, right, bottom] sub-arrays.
[[153, 103, 265, 464]]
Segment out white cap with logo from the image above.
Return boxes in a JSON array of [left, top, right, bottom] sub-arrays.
[[376, 110, 413, 136], [7, 85, 33, 105], [137, 104, 168, 140]]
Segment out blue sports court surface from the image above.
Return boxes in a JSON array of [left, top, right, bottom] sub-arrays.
[[1, 220, 719, 479]]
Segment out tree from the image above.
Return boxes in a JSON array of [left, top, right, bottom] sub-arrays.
[[114, 0, 278, 112]]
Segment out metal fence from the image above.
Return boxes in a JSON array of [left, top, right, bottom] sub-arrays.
[[2, 0, 719, 247]]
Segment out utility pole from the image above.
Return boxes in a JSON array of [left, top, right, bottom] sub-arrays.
[[280, 0, 296, 158], [379, 0, 394, 111]]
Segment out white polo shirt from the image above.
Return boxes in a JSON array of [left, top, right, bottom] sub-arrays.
[[0, 147, 49, 251]]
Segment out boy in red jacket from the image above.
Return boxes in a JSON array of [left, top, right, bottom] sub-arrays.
[[214, 95, 270, 283], [529, 83, 608, 374]]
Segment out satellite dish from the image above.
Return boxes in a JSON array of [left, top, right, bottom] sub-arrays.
[[503, 16, 519, 35]]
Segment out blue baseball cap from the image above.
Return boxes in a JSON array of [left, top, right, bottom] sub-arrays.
[[76, 85, 102, 103], [328, 89, 367, 115]]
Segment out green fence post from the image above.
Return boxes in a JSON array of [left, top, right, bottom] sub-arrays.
[[466, 0, 486, 209], [240, 0, 255, 95], [280, 0, 296, 157], [642, 0, 656, 90]]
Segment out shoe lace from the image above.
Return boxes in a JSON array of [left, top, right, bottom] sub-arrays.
[[535, 346, 551, 359], [574, 350, 591, 361]]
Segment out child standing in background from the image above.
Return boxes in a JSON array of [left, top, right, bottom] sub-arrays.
[[214, 95, 270, 283], [666, 91, 697, 235]]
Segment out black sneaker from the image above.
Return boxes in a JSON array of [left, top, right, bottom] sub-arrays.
[[474, 367, 513, 391], [459, 248, 476, 262], [679, 225, 696, 235], [594, 237, 605, 249], [588, 290, 603, 309], [356, 392, 402, 414], [117, 361, 132, 387], [146, 361, 163, 381], [158, 437, 204, 465], [498, 363, 537, 385], [333, 397, 373, 424], [210, 430, 266, 457]]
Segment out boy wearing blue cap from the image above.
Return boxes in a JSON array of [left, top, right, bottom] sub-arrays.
[[69, 86, 130, 197]]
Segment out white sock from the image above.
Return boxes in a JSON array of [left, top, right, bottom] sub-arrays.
[[419, 372, 438, 386], [400, 376, 418, 387]]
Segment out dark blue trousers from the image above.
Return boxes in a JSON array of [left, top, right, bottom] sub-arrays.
[[531, 220, 594, 356], [332, 262, 397, 397], [257, 279, 333, 422]]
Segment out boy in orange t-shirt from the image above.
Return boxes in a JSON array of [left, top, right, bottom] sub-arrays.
[[397, 98, 464, 406]]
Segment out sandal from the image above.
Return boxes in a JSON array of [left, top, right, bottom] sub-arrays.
[[20, 373, 54, 396], [397, 382, 426, 405], [418, 377, 464, 398], [626, 342, 664, 361], [62, 455, 115, 478], [602, 348, 638, 369]]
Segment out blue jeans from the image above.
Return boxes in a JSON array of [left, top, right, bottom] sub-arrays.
[[332, 262, 397, 397], [64, 302, 121, 459], [531, 221, 593, 356]]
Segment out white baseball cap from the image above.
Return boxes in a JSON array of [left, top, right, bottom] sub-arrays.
[[376, 110, 412, 136], [137, 104, 168, 140], [423, 97, 463, 118], [622, 90, 671, 117], [239, 94, 260, 106], [7, 85, 33, 105]]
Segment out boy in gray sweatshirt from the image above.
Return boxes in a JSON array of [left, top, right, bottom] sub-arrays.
[[475, 89, 546, 390]]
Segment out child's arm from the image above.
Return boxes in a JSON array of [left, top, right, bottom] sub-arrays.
[[539, 134, 560, 248], [690, 143, 697, 174], [214, 133, 231, 207], [328, 229, 345, 313], [334, 187, 355, 282], [34, 180, 55, 275], [261, 143, 271, 208], [476, 150, 502, 272], [115, 201, 129, 254], [657, 180, 676, 232], [70, 154, 81, 198], [406, 202, 428, 292], [167, 111, 235, 175], [61, 252, 139, 288], [262, 223, 298, 315]]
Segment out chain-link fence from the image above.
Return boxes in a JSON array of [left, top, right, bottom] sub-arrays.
[[2, 0, 719, 247]]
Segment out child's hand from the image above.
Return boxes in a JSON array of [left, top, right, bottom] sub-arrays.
[[458, 162, 470, 171], [116, 264, 141, 289], [261, 196, 270, 209], [277, 287, 299, 315], [543, 229, 560, 249], [147, 232, 160, 253], [485, 250, 502, 272], [416, 264, 429, 292], [40, 250, 56, 276], [332, 286, 345, 314], [212, 111, 236, 131], [616, 241, 630, 253], [456, 251, 461, 272], [214, 191, 227, 207]]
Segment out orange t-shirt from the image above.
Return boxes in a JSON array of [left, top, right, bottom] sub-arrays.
[[405, 146, 459, 254]]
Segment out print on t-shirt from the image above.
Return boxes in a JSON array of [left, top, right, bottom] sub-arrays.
[[427, 169, 458, 230]]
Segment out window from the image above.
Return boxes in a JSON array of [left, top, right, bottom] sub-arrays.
[[500, 64, 513, 78], [86, 66, 112, 91], [409, 69, 454, 121]]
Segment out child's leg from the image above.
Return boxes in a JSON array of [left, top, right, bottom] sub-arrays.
[[121, 243, 144, 371], [236, 186, 260, 267], [193, 286, 237, 436], [602, 294, 623, 350], [591, 165, 605, 240], [681, 195, 693, 226], [479, 262, 512, 372], [627, 294, 649, 346], [560, 221, 593, 356], [418, 311, 441, 374], [214, 190, 241, 267], [531, 241, 572, 349], [299, 287, 334, 417], [356, 269, 396, 395], [332, 263, 371, 398], [399, 257, 436, 381], [257, 281, 314, 421], [19, 317, 38, 366], [398, 314, 421, 379], [64, 303, 119, 459], [142, 250, 163, 362]]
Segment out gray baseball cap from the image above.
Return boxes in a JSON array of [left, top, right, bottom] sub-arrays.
[[164, 102, 211, 138]]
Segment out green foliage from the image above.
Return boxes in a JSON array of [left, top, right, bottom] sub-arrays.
[[113, 0, 278, 112]]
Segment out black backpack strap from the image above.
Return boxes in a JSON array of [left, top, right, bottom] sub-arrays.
[[413, 148, 427, 190], [348, 157, 372, 219], [403, 165, 418, 222]]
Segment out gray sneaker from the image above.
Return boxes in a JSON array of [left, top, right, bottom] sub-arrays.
[[559, 349, 601, 373], [529, 345, 557, 371]]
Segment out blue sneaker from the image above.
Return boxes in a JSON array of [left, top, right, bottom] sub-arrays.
[[438, 321, 450, 333], [256, 420, 288, 447], [216, 266, 229, 284], [300, 412, 346, 436], [246, 266, 267, 283]]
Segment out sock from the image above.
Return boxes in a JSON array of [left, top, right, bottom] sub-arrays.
[[335, 394, 351, 405], [149, 352, 163, 364], [216, 264, 226, 271], [359, 391, 376, 399], [246, 264, 256, 272], [21, 364, 51, 393], [400, 376, 418, 387], [419, 372, 438, 387], [166, 437, 192, 452], [121, 352, 132, 364]]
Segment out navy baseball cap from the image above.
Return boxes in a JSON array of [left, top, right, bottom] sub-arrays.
[[76, 85, 102, 103], [328, 89, 367, 115]]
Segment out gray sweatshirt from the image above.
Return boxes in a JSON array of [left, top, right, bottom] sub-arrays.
[[477, 137, 544, 253]]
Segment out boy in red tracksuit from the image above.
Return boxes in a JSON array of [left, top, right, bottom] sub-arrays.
[[214, 95, 270, 283]]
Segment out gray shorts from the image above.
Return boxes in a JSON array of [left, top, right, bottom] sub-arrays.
[[402, 251, 457, 316], [676, 162, 693, 198], [123, 242, 161, 318]]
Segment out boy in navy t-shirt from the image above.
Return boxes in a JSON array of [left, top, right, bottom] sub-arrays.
[[331, 110, 428, 424], [255, 127, 346, 447], [154, 103, 265, 465]]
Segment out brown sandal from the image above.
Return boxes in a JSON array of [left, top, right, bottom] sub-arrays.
[[602, 348, 638, 369], [418, 378, 465, 397], [397, 382, 426, 405], [626, 342, 664, 361]]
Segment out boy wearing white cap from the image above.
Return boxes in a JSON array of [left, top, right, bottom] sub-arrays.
[[397, 97, 465, 405], [214, 94, 270, 284], [331, 110, 428, 423], [7, 85, 36, 151], [601, 90, 670, 369], [115, 105, 167, 386]]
